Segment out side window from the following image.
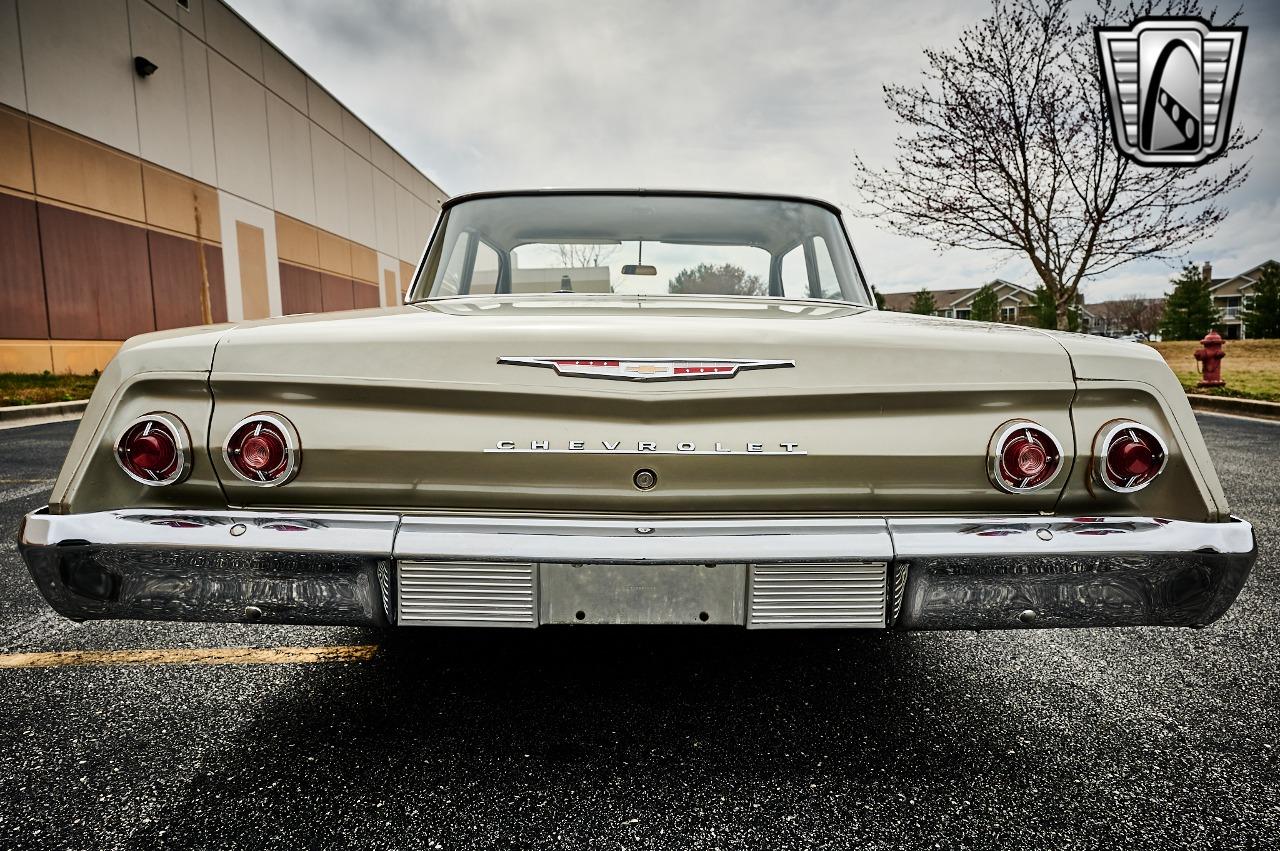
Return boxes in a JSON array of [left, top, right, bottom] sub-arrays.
[[469, 241, 500, 294], [780, 244, 809, 299], [812, 237, 841, 300], [437, 231, 470, 297]]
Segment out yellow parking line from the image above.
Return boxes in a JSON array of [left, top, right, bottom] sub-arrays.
[[0, 644, 379, 669]]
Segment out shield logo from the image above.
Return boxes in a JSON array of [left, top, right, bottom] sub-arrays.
[[1096, 17, 1246, 166]]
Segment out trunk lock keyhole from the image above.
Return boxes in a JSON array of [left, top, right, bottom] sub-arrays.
[[633, 469, 657, 490]]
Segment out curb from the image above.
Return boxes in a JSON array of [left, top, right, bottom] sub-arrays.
[[0, 399, 88, 428], [1187, 393, 1280, 421]]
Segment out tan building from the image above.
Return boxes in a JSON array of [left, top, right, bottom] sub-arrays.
[[1206, 260, 1276, 340], [881, 279, 1100, 330], [0, 0, 445, 374], [882, 280, 1038, 322]]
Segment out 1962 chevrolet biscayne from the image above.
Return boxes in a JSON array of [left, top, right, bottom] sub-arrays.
[[18, 190, 1256, 631]]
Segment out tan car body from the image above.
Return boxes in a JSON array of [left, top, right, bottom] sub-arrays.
[[50, 296, 1226, 523], [19, 190, 1252, 632]]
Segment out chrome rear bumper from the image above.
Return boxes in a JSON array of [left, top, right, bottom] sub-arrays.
[[18, 509, 1255, 630]]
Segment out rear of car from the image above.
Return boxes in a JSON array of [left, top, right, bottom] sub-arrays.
[[18, 191, 1255, 632]]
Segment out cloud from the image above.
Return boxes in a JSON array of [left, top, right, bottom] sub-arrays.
[[230, 0, 1278, 300]]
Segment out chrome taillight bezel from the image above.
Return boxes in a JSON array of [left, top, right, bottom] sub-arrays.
[[1093, 419, 1169, 493], [987, 419, 1065, 494], [222, 413, 301, 487], [114, 413, 192, 487]]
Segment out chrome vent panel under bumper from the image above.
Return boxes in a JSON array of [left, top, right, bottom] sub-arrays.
[[748, 563, 887, 628], [395, 560, 888, 628], [397, 561, 536, 627]]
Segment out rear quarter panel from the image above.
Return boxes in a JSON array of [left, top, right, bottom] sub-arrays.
[[1043, 332, 1228, 521], [53, 327, 228, 514]]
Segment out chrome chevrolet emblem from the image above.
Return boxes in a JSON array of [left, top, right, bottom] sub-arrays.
[[486, 440, 805, 455], [1096, 17, 1246, 166], [497, 357, 795, 381]]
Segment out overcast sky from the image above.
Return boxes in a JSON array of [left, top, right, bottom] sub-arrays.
[[229, 0, 1278, 300]]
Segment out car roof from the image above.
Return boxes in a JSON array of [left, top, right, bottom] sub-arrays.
[[441, 188, 843, 216]]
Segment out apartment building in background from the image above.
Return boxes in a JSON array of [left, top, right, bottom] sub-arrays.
[[881, 280, 1101, 331], [882, 280, 1040, 323], [1207, 260, 1277, 340], [0, 0, 446, 374]]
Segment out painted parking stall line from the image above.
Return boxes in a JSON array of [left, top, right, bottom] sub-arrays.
[[0, 644, 379, 670], [0, 478, 56, 502]]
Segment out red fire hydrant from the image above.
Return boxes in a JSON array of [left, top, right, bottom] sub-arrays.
[[1194, 330, 1226, 388]]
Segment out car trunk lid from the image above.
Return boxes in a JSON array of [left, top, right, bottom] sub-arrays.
[[208, 296, 1077, 513]]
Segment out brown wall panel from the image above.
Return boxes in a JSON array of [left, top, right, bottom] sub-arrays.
[[400, 261, 415, 295], [320, 272, 354, 312], [30, 123, 146, 222], [353, 281, 379, 309], [142, 165, 220, 242], [236, 221, 270, 320], [203, 245, 228, 324], [40, 203, 155, 340], [0, 193, 48, 339], [275, 214, 319, 268], [194, 184, 221, 245], [351, 244, 378, 283], [318, 230, 352, 277], [51, 342, 120, 374], [280, 262, 323, 315], [0, 341, 55, 373], [0, 107, 34, 193], [383, 269, 398, 307], [150, 231, 220, 331]]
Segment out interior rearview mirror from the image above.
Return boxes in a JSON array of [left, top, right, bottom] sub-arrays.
[[621, 264, 657, 276]]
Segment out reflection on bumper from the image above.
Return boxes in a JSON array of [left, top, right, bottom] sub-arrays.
[[17, 509, 1256, 630], [19, 509, 396, 627], [889, 516, 1255, 630]]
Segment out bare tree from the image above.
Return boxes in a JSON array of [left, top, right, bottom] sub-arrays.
[[1139, 298, 1166, 336], [1118, 294, 1166, 336], [1092, 294, 1166, 335], [852, 0, 1253, 329], [557, 243, 616, 269]]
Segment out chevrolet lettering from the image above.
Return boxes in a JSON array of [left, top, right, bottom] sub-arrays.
[[487, 440, 805, 455], [17, 190, 1255, 632]]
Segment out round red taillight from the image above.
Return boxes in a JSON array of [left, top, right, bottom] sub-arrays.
[[114, 414, 190, 486], [1095, 421, 1168, 492], [223, 414, 300, 486], [989, 420, 1064, 493]]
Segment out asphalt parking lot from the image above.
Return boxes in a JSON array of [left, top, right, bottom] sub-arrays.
[[0, 414, 1276, 850]]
